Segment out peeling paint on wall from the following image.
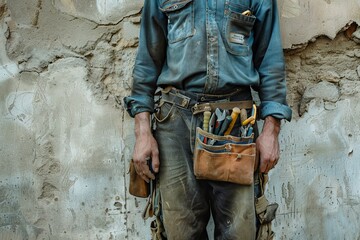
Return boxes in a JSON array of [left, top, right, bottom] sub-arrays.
[[279, 0, 360, 48], [53, 0, 144, 24]]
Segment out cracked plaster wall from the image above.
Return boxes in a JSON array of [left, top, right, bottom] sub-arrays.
[[0, 0, 359, 239]]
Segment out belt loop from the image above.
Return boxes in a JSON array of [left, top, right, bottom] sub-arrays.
[[160, 87, 192, 109]]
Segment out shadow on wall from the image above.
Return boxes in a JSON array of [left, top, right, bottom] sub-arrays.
[[53, 0, 143, 24]]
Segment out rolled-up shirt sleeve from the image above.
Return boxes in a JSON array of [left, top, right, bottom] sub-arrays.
[[123, 0, 167, 118], [252, 0, 292, 121]]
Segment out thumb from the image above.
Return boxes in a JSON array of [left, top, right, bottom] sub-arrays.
[[151, 148, 160, 173]]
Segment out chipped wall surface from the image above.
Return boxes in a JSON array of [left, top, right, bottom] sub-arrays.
[[0, 0, 359, 239], [279, 0, 360, 48]]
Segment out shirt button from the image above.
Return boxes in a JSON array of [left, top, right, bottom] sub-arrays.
[[209, 37, 215, 42]]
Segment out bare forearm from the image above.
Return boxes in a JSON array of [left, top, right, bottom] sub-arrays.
[[134, 112, 152, 137], [133, 112, 159, 179], [262, 116, 281, 136], [257, 116, 281, 173]]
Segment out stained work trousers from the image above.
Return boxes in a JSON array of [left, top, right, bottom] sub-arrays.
[[154, 89, 256, 240]]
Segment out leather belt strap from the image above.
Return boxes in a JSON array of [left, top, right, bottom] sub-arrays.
[[160, 86, 255, 115], [160, 90, 191, 109], [192, 101, 253, 115]]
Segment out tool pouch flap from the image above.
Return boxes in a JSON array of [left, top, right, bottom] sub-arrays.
[[128, 159, 149, 198], [193, 127, 256, 185]]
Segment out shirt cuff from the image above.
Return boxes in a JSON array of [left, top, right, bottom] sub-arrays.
[[123, 95, 154, 118], [260, 101, 292, 121]]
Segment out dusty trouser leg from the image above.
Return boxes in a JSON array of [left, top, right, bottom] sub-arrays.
[[206, 120, 257, 240], [155, 105, 210, 240], [209, 180, 256, 240]]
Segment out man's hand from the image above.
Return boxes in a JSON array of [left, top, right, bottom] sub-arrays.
[[133, 112, 160, 182], [256, 116, 281, 173]]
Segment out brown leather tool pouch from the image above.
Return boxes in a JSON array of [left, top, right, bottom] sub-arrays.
[[128, 159, 149, 198], [194, 127, 258, 185]]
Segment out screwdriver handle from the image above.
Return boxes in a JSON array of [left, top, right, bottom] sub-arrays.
[[240, 108, 248, 126], [224, 107, 240, 135], [203, 107, 211, 132]]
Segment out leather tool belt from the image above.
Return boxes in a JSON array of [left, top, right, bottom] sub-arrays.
[[159, 86, 258, 185], [159, 86, 254, 115]]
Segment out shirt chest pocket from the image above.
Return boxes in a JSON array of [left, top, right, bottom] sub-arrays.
[[223, 1, 256, 56], [160, 0, 195, 43]]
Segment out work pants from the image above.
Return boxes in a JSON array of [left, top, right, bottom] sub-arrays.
[[154, 89, 257, 240]]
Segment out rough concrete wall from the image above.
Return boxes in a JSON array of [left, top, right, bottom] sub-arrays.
[[0, 0, 147, 239], [270, 34, 360, 239], [0, 0, 359, 239]]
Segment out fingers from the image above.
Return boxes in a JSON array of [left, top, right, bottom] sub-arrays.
[[260, 155, 279, 173], [151, 149, 160, 173], [133, 156, 156, 183]]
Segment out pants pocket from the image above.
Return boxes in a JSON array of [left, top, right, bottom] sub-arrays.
[[154, 102, 175, 123]]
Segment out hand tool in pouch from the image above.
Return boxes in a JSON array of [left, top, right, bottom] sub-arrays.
[[208, 112, 216, 134], [224, 107, 241, 135], [202, 106, 211, 143], [203, 106, 211, 132], [240, 108, 248, 137], [213, 108, 227, 135], [218, 115, 233, 136]]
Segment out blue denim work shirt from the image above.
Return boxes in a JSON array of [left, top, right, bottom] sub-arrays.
[[124, 0, 292, 121]]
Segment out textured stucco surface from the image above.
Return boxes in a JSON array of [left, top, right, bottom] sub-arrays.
[[0, 0, 360, 239], [279, 0, 360, 48]]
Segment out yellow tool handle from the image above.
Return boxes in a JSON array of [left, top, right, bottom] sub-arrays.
[[224, 107, 240, 135], [240, 108, 248, 126], [242, 10, 252, 16], [203, 107, 211, 132], [250, 105, 257, 125], [242, 104, 257, 125]]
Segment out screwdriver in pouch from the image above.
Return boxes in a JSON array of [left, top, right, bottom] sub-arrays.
[[218, 115, 233, 136], [224, 107, 241, 135], [208, 112, 216, 134], [213, 108, 226, 135], [202, 106, 211, 143], [240, 108, 248, 136], [203, 106, 211, 132]]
